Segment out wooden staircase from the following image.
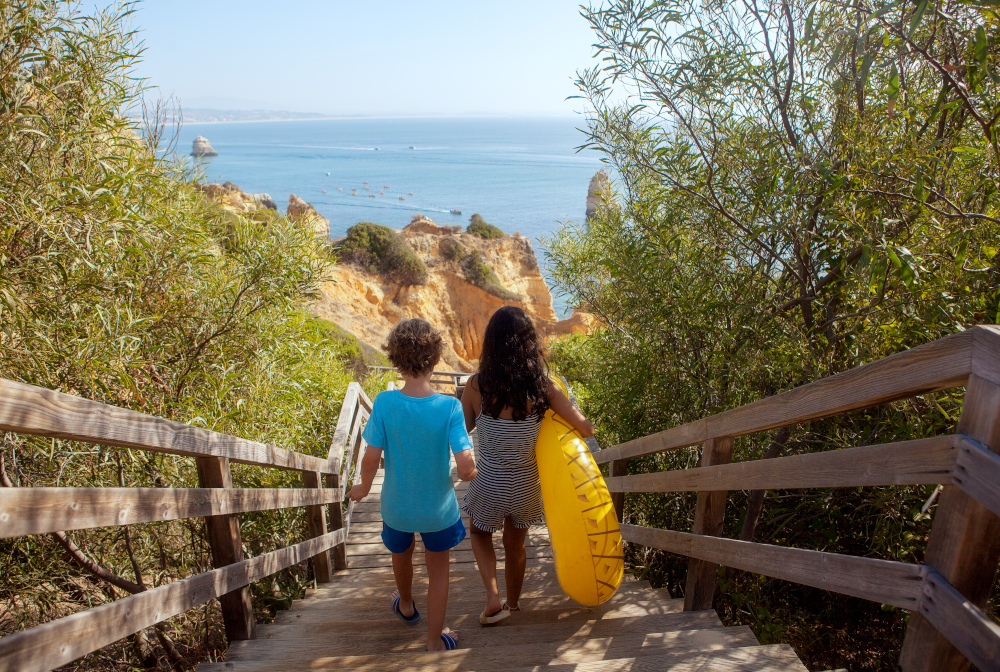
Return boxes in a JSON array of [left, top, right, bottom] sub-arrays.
[[195, 469, 807, 672]]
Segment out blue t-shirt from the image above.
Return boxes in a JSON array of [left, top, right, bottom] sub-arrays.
[[361, 390, 473, 533]]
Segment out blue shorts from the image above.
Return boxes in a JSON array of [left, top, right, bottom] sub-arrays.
[[381, 517, 467, 553]]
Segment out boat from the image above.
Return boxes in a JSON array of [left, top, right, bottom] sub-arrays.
[[408, 192, 413, 195], [379, 191, 384, 195], [398, 196, 405, 201], [321, 189, 327, 193], [369, 194, 376, 198], [408, 146, 415, 150], [365, 186, 369, 190], [326, 172, 330, 176], [450, 209, 462, 215], [383, 185, 390, 189], [338, 188, 342, 191], [363, 181, 368, 184]]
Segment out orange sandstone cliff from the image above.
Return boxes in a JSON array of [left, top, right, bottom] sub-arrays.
[[312, 217, 591, 372]]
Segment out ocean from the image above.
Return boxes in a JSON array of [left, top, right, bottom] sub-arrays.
[[178, 116, 605, 318]]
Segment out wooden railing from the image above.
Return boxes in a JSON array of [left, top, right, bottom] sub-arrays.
[[369, 365, 470, 397], [596, 325, 1000, 672], [0, 378, 373, 672]]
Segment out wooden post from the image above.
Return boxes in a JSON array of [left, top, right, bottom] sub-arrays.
[[899, 374, 1000, 672], [325, 472, 348, 570], [302, 470, 333, 583], [195, 456, 256, 641], [610, 459, 628, 523], [683, 436, 735, 611]]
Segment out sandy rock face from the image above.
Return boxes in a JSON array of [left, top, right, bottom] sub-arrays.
[[191, 136, 218, 157], [586, 169, 611, 220], [312, 217, 592, 371], [287, 193, 330, 238]]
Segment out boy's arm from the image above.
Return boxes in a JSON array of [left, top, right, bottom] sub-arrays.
[[346, 446, 384, 501], [454, 448, 477, 481]]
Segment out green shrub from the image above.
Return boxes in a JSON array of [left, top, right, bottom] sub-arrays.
[[440, 238, 466, 262], [304, 316, 389, 375], [467, 214, 504, 239], [338, 222, 428, 285], [462, 251, 520, 301]]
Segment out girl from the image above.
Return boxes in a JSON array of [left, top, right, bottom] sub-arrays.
[[461, 306, 594, 625]]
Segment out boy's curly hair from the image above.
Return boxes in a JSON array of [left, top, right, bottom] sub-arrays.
[[383, 318, 443, 377]]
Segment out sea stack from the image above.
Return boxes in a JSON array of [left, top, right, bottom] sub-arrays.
[[287, 193, 330, 238], [191, 136, 218, 157], [585, 169, 611, 220]]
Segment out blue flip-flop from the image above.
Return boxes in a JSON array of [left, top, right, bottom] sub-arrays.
[[392, 593, 421, 625], [440, 631, 458, 650]]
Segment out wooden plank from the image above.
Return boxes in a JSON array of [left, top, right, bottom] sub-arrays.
[[900, 373, 1000, 671], [622, 524, 925, 609], [0, 486, 343, 538], [596, 328, 975, 465], [971, 325, 1000, 388], [607, 436, 958, 494], [0, 528, 345, 672], [327, 382, 361, 473], [0, 377, 333, 474], [325, 473, 347, 571], [610, 460, 627, 523], [684, 437, 733, 611], [196, 457, 255, 642], [952, 436, 1000, 518], [302, 471, 332, 583], [916, 569, 1000, 672]]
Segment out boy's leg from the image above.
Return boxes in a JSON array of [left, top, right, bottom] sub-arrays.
[[469, 515, 502, 616], [424, 548, 453, 651], [502, 516, 529, 608], [391, 539, 416, 618]]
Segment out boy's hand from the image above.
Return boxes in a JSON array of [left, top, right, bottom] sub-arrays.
[[346, 484, 370, 502]]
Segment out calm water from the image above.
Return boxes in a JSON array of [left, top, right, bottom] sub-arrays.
[[179, 117, 604, 318]]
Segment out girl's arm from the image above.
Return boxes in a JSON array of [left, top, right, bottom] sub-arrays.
[[547, 383, 595, 437], [460, 374, 480, 432], [346, 446, 384, 501]]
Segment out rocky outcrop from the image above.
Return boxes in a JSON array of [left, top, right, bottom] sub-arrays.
[[193, 183, 328, 237], [312, 216, 592, 371], [191, 136, 217, 157], [287, 193, 330, 238], [586, 169, 611, 220]]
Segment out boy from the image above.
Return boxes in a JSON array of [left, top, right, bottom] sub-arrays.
[[347, 318, 477, 651]]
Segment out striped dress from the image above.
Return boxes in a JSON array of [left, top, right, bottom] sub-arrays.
[[462, 411, 544, 533]]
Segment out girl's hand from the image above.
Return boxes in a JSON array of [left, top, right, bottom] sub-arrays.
[[347, 484, 370, 502]]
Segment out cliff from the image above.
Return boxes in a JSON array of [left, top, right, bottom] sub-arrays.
[[194, 182, 329, 237], [191, 135, 218, 157], [312, 216, 591, 371]]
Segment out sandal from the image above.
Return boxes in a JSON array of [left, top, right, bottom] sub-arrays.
[[479, 603, 510, 625], [391, 590, 421, 626], [502, 599, 521, 612], [440, 629, 459, 650]]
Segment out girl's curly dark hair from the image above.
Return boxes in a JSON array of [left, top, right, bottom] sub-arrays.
[[383, 318, 443, 377], [477, 306, 549, 420]]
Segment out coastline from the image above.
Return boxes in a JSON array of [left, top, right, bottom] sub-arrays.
[[182, 113, 577, 125]]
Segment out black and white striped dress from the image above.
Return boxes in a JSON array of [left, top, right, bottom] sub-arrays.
[[462, 411, 544, 532]]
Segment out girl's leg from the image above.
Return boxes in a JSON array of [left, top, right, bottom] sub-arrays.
[[424, 548, 454, 651], [469, 515, 502, 616], [391, 539, 416, 618], [502, 516, 529, 608]]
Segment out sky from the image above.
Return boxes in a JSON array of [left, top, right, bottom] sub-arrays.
[[122, 1, 603, 117]]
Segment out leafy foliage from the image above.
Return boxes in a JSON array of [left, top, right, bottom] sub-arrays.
[[338, 221, 428, 285], [548, 0, 999, 668], [467, 214, 504, 239], [461, 250, 520, 301], [0, 2, 388, 669]]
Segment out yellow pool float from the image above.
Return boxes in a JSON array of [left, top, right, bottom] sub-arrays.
[[536, 378, 624, 606]]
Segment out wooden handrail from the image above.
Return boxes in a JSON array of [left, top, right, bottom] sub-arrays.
[[0, 378, 335, 474], [606, 325, 1000, 672], [595, 326, 1000, 466]]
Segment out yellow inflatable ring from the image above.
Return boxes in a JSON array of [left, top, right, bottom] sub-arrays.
[[536, 378, 624, 605]]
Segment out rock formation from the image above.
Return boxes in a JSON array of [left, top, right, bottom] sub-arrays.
[[586, 169, 611, 220], [287, 193, 330, 238], [191, 136, 218, 157], [312, 216, 592, 371], [194, 183, 328, 237]]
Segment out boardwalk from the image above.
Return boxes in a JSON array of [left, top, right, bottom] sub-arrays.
[[196, 467, 807, 672]]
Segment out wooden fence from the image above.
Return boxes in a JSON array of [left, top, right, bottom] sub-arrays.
[[596, 325, 1000, 672], [0, 378, 373, 672]]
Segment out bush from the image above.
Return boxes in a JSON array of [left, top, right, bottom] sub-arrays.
[[467, 214, 503, 239], [462, 251, 520, 301], [304, 317, 389, 375], [338, 222, 428, 285], [440, 238, 466, 262]]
